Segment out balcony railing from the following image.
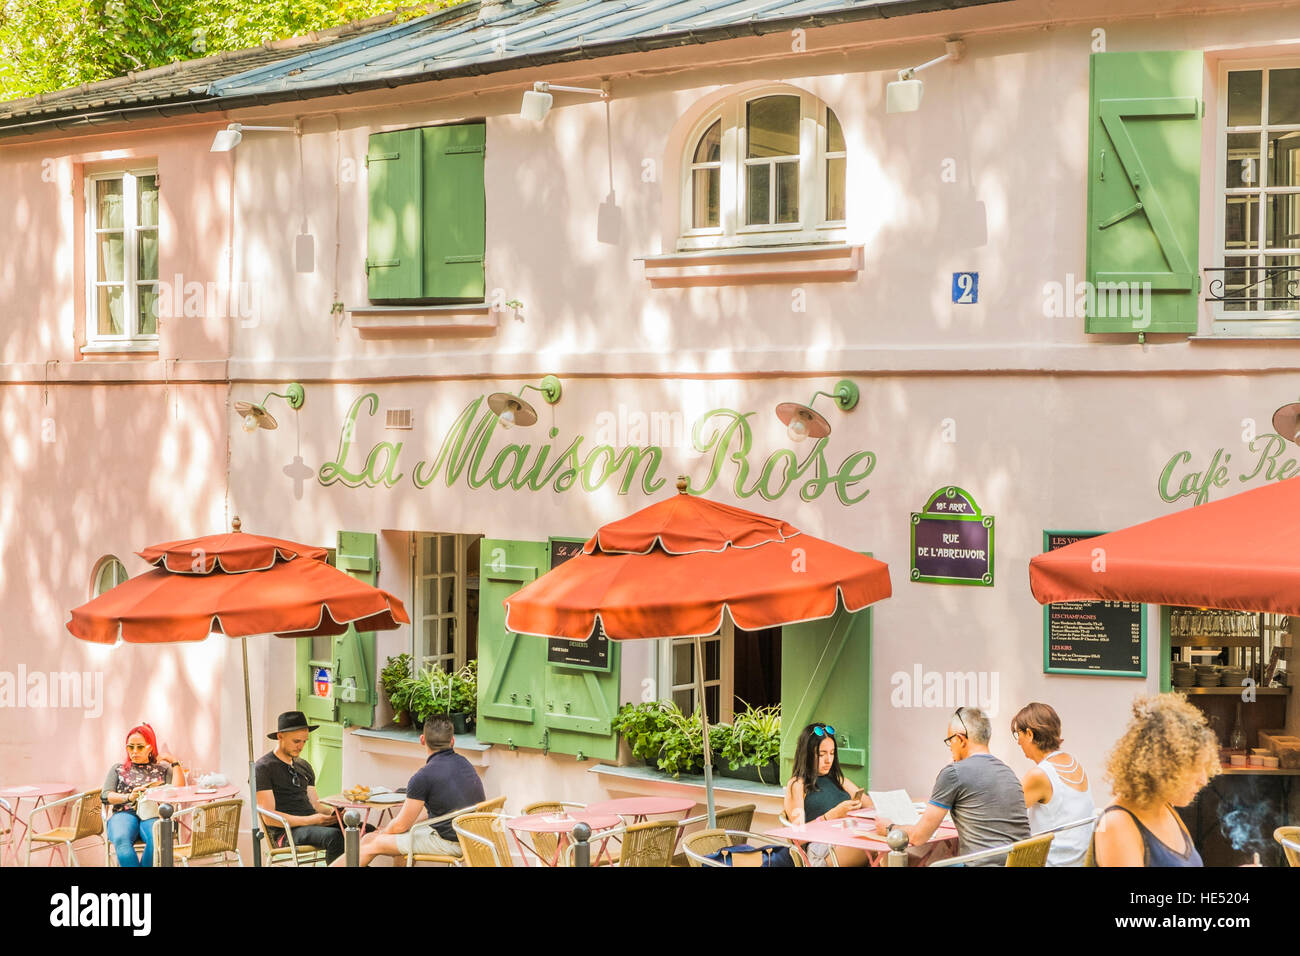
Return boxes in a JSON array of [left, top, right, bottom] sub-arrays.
[[1204, 264, 1300, 311]]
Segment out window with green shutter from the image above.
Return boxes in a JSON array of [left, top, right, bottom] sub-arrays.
[[1086, 51, 1203, 335], [366, 122, 485, 303]]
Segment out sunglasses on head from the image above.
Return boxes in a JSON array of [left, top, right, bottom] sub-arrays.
[[943, 708, 969, 747], [813, 724, 836, 738]]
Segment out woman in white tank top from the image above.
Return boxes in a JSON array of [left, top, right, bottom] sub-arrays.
[[1012, 703, 1096, 866]]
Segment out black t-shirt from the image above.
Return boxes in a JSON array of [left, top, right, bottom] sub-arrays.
[[254, 751, 317, 820], [407, 749, 485, 840]]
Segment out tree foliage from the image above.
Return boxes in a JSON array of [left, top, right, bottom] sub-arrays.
[[0, 0, 460, 101]]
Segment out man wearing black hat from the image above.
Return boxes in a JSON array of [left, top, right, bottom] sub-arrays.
[[255, 711, 347, 863]]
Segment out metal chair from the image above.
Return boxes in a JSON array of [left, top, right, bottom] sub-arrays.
[[0, 797, 13, 866], [453, 811, 515, 867], [930, 831, 1055, 868], [565, 819, 679, 867], [520, 800, 586, 865], [171, 799, 243, 866], [682, 829, 809, 867], [255, 806, 329, 866], [1275, 826, 1300, 867], [672, 804, 756, 866], [403, 795, 508, 867], [23, 789, 109, 866]]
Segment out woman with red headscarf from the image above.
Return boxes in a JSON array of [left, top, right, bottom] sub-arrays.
[[101, 723, 185, 866]]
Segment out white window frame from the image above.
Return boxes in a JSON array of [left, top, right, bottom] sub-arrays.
[[1213, 58, 1300, 335], [657, 618, 735, 723], [91, 555, 127, 597], [678, 86, 848, 252], [83, 168, 160, 353], [412, 532, 471, 672]]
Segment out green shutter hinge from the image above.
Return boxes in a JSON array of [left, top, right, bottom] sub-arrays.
[[575, 751, 587, 762], [541, 729, 550, 756], [507, 738, 517, 751], [365, 259, 400, 273], [1137, 331, 1146, 344], [365, 151, 400, 168]]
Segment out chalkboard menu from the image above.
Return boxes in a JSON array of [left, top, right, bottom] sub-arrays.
[[1042, 531, 1145, 677], [546, 537, 612, 671]]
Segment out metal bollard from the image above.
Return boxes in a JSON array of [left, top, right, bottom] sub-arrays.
[[344, 809, 362, 867], [158, 803, 175, 868], [571, 822, 592, 867], [885, 827, 910, 867]]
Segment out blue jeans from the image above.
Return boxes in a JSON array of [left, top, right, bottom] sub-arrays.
[[107, 810, 157, 867]]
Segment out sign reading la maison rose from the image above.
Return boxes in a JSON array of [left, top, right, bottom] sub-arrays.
[[910, 487, 994, 586], [316, 393, 878, 505]]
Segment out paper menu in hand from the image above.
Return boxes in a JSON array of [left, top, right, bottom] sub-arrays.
[[867, 789, 919, 826]]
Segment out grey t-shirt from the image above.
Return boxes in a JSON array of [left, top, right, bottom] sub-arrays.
[[929, 753, 1030, 865]]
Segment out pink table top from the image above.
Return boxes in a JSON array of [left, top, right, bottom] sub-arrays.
[[506, 811, 622, 834], [585, 797, 696, 817], [767, 816, 959, 852], [149, 784, 240, 805], [0, 782, 76, 801]]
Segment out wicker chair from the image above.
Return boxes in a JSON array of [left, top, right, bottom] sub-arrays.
[[255, 806, 329, 866], [564, 819, 679, 867], [23, 789, 109, 866], [1275, 826, 1300, 867], [403, 795, 508, 867], [672, 804, 756, 866], [0, 797, 13, 865], [682, 829, 808, 867], [520, 800, 586, 865], [171, 799, 243, 866], [453, 811, 515, 867], [931, 832, 1055, 868]]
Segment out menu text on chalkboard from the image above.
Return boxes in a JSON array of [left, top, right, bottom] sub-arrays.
[[546, 538, 612, 671], [1042, 531, 1145, 677]]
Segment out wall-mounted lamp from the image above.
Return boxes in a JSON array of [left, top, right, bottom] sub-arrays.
[[775, 380, 860, 443], [488, 375, 563, 429], [520, 81, 610, 122], [211, 122, 300, 152], [886, 40, 965, 114], [1272, 399, 1300, 445], [236, 384, 306, 433]]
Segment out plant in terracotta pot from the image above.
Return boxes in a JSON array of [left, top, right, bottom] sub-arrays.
[[380, 653, 413, 727]]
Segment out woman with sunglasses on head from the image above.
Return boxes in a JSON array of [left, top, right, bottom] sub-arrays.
[[784, 722, 871, 866], [1012, 702, 1095, 866], [101, 722, 185, 866]]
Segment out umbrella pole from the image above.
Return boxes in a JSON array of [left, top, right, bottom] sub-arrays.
[[243, 637, 262, 867], [694, 635, 717, 829]]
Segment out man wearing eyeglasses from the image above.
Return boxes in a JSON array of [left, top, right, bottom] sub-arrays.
[[875, 706, 1029, 865], [255, 711, 347, 863]]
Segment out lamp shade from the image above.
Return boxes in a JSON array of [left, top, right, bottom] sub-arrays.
[[521, 89, 553, 122], [886, 78, 924, 114]]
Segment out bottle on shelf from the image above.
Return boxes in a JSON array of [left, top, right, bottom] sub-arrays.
[[1229, 701, 1247, 752]]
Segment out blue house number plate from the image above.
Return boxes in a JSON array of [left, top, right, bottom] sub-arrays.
[[952, 272, 978, 304]]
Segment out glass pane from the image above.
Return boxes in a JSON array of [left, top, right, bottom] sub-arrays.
[[439, 535, 455, 572], [137, 174, 159, 228], [694, 119, 721, 164], [137, 285, 158, 336], [438, 576, 453, 614], [672, 688, 693, 714], [137, 228, 158, 280], [1221, 254, 1258, 312], [423, 619, 444, 659], [1228, 70, 1262, 127], [1269, 68, 1300, 125], [97, 286, 123, 335], [1266, 193, 1300, 247], [1264, 253, 1300, 309], [421, 537, 435, 575], [1226, 132, 1261, 187], [827, 108, 844, 153], [672, 642, 693, 687], [704, 639, 719, 682], [747, 95, 800, 158], [746, 163, 770, 225], [1224, 195, 1259, 248], [422, 576, 438, 611], [827, 157, 846, 221], [775, 159, 799, 223], [96, 179, 124, 229], [97, 234, 124, 281], [705, 685, 720, 724], [1268, 129, 1300, 188], [310, 636, 331, 662], [693, 168, 719, 228]]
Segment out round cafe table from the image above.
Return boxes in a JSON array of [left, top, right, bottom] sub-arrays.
[[0, 782, 77, 866], [149, 784, 242, 843], [585, 796, 696, 823], [505, 811, 622, 867]]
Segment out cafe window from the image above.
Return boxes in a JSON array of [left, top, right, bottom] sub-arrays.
[[91, 556, 127, 597], [84, 169, 160, 351], [656, 623, 781, 723], [679, 88, 847, 251], [1215, 62, 1300, 331], [413, 533, 481, 671]]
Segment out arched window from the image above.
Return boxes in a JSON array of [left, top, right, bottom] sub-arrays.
[[92, 556, 127, 597], [680, 88, 846, 250]]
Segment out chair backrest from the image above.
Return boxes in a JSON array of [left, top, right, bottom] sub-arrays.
[[475, 795, 507, 814], [71, 790, 105, 840], [190, 800, 243, 858], [521, 802, 565, 861], [1276, 826, 1300, 868], [618, 821, 679, 867], [683, 829, 807, 867], [714, 804, 755, 832], [256, 805, 325, 865], [454, 812, 513, 867], [1005, 832, 1054, 868], [682, 829, 733, 867]]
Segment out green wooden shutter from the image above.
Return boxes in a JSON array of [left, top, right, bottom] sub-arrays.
[[476, 539, 548, 750], [303, 724, 342, 800], [297, 633, 337, 724], [366, 129, 424, 301], [422, 123, 486, 300], [1086, 51, 1203, 334], [780, 607, 871, 789], [333, 531, 379, 729]]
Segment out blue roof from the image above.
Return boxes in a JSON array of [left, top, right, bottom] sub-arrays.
[[206, 0, 1008, 98]]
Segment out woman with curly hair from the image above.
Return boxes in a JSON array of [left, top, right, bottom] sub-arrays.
[[1092, 694, 1219, 867]]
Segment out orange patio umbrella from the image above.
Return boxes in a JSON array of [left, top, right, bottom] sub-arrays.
[[66, 519, 409, 865], [505, 480, 892, 825], [1028, 476, 1300, 614]]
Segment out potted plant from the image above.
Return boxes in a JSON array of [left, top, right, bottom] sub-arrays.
[[447, 660, 478, 736], [380, 653, 413, 727], [403, 665, 446, 726], [719, 702, 781, 784], [612, 700, 680, 767], [657, 707, 705, 778]]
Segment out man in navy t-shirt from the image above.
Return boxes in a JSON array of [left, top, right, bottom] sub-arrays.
[[336, 715, 486, 866]]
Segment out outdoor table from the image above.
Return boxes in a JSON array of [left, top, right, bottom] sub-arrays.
[[322, 793, 404, 831], [0, 782, 76, 866], [505, 811, 622, 867], [149, 784, 241, 843], [585, 796, 696, 823], [765, 812, 960, 867]]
